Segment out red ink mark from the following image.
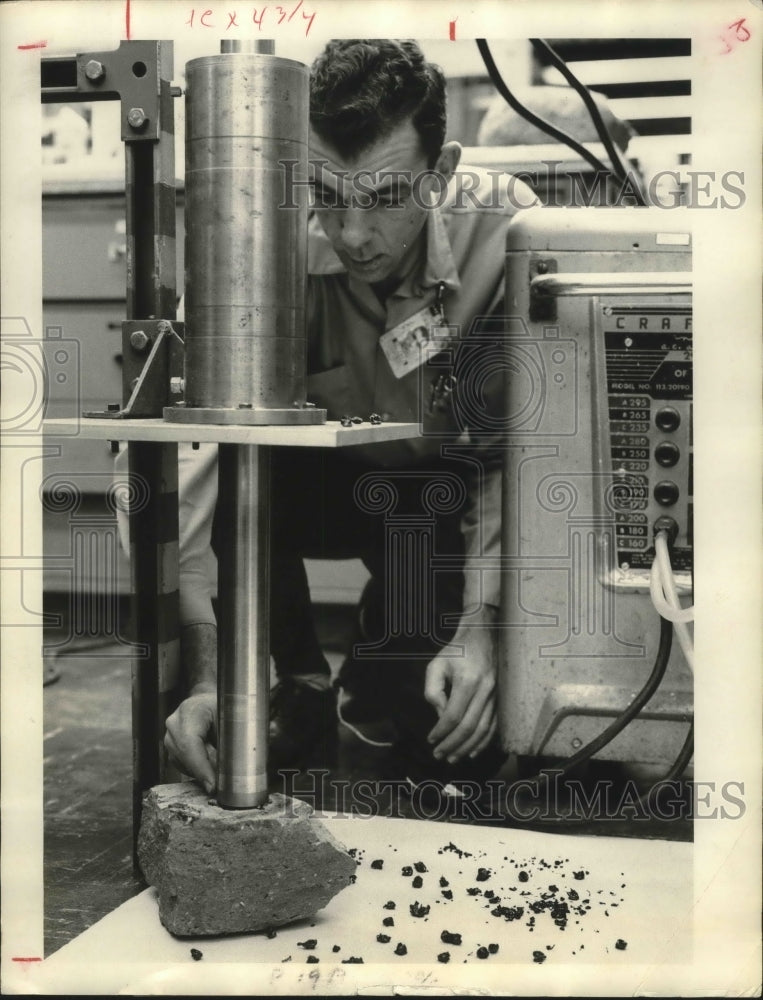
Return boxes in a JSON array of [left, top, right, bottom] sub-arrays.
[[201, 8, 214, 26], [252, 6, 267, 28], [719, 16, 751, 53], [302, 7, 315, 35], [226, 10, 239, 28], [17, 40, 48, 50], [449, 19, 457, 41], [125, 0, 131, 40], [288, 0, 303, 21], [12, 957, 42, 963]]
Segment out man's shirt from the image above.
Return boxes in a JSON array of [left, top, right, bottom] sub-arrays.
[[171, 165, 537, 628]]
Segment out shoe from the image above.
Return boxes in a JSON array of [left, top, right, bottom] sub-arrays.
[[268, 676, 338, 777]]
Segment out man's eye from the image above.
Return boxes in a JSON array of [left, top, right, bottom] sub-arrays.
[[375, 196, 402, 209], [311, 187, 344, 209]]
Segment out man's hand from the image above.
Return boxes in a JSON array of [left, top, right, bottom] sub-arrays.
[[165, 689, 218, 794], [424, 606, 498, 764]]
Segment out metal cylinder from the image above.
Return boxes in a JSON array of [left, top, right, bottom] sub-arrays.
[[177, 53, 322, 425], [216, 443, 270, 807]]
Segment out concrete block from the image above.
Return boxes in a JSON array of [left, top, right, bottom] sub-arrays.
[[138, 784, 356, 937]]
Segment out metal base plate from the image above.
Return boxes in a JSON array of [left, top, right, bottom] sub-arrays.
[[163, 404, 327, 426]]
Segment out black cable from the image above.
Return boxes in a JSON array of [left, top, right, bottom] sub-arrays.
[[525, 614, 673, 790], [631, 719, 694, 817], [471, 615, 676, 826], [529, 38, 629, 185], [475, 38, 614, 177]]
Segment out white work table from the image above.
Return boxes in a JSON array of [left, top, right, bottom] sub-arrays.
[[43, 417, 422, 447], [33, 813, 693, 996]]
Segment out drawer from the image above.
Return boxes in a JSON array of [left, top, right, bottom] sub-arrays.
[[42, 195, 185, 300], [43, 196, 130, 300], [43, 302, 124, 415], [44, 499, 131, 595]]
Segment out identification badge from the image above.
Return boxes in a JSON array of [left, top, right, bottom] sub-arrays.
[[379, 304, 456, 379]]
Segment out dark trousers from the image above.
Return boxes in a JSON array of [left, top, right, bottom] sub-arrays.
[[212, 447, 502, 780]]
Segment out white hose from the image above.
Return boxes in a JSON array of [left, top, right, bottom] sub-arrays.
[[650, 531, 695, 672]]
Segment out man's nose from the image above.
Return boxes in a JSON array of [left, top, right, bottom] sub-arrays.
[[339, 206, 372, 252]]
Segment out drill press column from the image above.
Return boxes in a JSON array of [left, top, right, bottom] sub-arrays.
[[216, 443, 270, 807], [168, 49, 325, 807], [138, 47, 354, 935]]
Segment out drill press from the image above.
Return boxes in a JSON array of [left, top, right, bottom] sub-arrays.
[[137, 42, 354, 936]]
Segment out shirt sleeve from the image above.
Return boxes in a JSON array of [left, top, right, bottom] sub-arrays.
[[176, 442, 218, 627], [112, 440, 218, 627], [460, 453, 502, 611]]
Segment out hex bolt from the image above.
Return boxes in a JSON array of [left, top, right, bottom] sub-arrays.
[[170, 377, 185, 395], [130, 330, 150, 351], [85, 59, 104, 82], [127, 107, 148, 129], [571, 737, 582, 749]]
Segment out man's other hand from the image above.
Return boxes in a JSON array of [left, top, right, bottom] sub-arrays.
[[165, 690, 218, 795], [424, 607, 498, 764]]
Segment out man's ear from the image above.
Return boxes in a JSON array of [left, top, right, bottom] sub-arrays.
[[434, 141, 462, 182]]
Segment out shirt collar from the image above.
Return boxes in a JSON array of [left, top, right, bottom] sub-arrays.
[[307, 196, 462, 300]]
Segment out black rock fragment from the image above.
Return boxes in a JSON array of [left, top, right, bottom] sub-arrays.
[[440, 930, 462, 946]]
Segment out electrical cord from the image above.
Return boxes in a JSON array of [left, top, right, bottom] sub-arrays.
[[651, 530, 695, 671], [525, 613, 674, 791], [473, 614, 675, 826], [335, 684, 395, 748], [529, 37, 645, 204], [475, 38, 615, 177]]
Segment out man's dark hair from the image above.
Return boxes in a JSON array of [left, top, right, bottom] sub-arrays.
[[309, 39, 447, 168]]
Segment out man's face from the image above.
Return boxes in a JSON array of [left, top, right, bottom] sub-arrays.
[[308, 119, 435, 285]]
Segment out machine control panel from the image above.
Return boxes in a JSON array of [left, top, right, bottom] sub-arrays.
[[597, 301, 692, 585]]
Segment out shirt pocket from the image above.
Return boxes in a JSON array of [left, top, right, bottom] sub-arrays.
[[306, 365, 355, 420]]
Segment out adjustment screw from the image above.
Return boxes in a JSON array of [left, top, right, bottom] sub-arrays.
[[369, 413, 383, 425], [340, 415, 353, 427], [170, 377, 185, 394], [127, 107, 148, 129], [85, 59, 104, 82], [130, 330, 149, 351]]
